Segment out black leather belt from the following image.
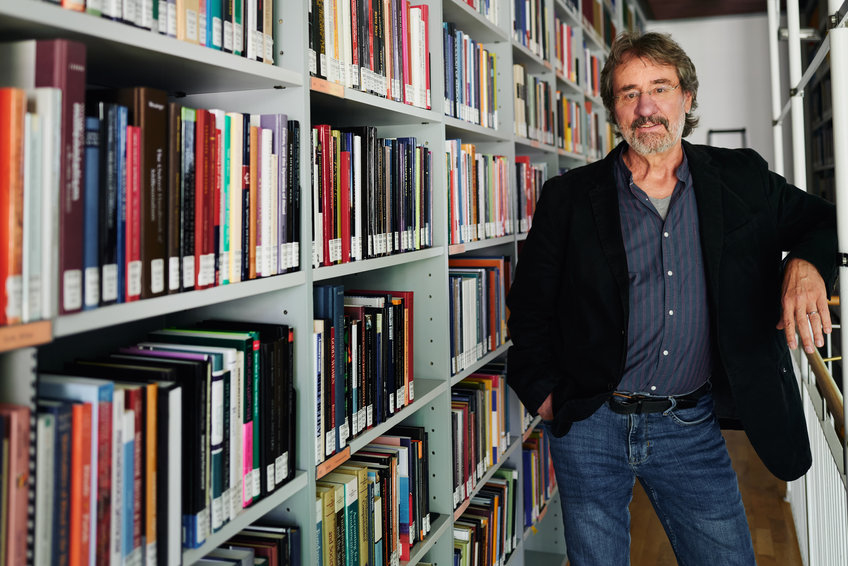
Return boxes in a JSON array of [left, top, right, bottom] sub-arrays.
[[608, 381, 711, 415]]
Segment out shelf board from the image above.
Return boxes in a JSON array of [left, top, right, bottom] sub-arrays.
[[523, 415, 542, 441], [402, 512, 451, 566], [0, 1, 302, 94], [181, 470, 308, 565], [310, 78, 441, 125], [555, 71, 583, 95], [581, 17, 607, 53], [512, 41, 552, 74], [454, 433, 522, 520], [442, 0, 507, 43], [515, 136, 558, 155], [54, 271, 306, 338], [444, 116, 510, 143], [554, 0, 581, 24], [451, 342, 511, 386], [319, 378, 448, 476], [448, 235, 517, 255], [558, 148, 588, 162], [313, 248, 444, 282], [0, 321, 52, 353]]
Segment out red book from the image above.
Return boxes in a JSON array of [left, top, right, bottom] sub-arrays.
[[126, 125, 142, 302], [316, 125, 334, 266], [350, 0, 360, 89], [339, 149, 351, 263], [119, 385, 145, 559], [206, 113, 219, 286], [213, 122, 222, 285], [95, 397, 113, 566], [0, 404, 31, 566], [0, 88, 25, 326], [69, 401, 92, 566], [194, 109, 212, 289]]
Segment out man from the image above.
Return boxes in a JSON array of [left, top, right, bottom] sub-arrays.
[[505, 31, 837, 565]]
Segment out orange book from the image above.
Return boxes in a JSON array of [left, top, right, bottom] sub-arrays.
[[69, 401, 92, 566], [61, 0, 85, 10], [0, 88, 25, 326], [0, 403, 31, 566]]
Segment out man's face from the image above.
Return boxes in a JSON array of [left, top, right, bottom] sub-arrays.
[[611, 55, 693, 156]]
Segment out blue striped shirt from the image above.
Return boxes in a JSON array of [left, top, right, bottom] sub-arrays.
[[615, 151, 712, 396]]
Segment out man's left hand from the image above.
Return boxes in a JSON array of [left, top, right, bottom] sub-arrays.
[[777, 258, 832, 353]]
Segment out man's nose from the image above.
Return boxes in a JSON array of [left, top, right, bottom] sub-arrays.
[[634, 92, 660, 115]]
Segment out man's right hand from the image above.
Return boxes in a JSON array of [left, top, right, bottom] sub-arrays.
[[537, 393, 554, 421]]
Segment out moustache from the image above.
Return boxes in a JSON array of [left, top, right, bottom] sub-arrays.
[[630, 115, 669, 131]]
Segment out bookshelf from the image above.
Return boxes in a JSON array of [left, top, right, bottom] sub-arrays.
[[0, 0, 646, 564]]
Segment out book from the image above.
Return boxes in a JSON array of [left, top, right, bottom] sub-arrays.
[[0, 88, 25, 326], [125, 124, 142, 302], [38, 374, 115, 566], [0, 39, 88, 315], [117, 87, 169, 299], [82, 115, 101, 310], [0, 404, 30, 566]]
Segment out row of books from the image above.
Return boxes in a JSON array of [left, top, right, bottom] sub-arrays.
[[581, 0, 616, 48], [448, 257, 511, 376], [203, 523, 301, 565], [307, 0, 432, 109], [313, 286, 415, 463], [522, 428, 556, 529], [317, 426, 431, 566], [28, 321, 296, 566], [0, 404, 30, 566], [0, 38, 302, 325], [583, 48, 602, 99], [45, 0, 276, 62], [553, 93, 587, 155], [514, 156, 547, 234], [445, 141, 513, 247], [511, 0, 549, 61], [513, 64, 555, 146], [553, 17, 577, 83], [451, 365, 511, 509], [453, 468, 519, 566], [311, 125, 432, 268], [442, 23, 500, 130], [461, 0, 499, 25]]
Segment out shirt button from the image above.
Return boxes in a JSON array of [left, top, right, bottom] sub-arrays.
[[667, 270, 673, 276], [650, 386, 657, 391], [663, 232, 669, 238], [668, 310, 674, 315], [663, 350, 669, 356]]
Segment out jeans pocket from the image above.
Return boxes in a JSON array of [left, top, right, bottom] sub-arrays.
[[667, 396, 715, 426]]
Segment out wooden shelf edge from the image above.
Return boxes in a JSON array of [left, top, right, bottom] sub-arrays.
[[316, 445, 352, 479], [0, 320, 52, 353]]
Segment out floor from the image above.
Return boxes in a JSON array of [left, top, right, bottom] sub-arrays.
[[628, 430, 804, 566]]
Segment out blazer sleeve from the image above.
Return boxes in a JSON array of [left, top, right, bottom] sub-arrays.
[[748, 150, 838, 293], [506, 175, 570, 414]]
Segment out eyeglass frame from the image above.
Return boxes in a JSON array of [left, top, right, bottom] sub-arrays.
[[613, 83, 681, 106]]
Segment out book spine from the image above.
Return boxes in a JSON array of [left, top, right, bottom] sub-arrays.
[[126, 125, 142, 302], [0, 88, 25, 326], [82, 116, 101, 311]]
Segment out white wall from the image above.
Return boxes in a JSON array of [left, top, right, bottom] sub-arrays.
[[648, 14, 776, 167]]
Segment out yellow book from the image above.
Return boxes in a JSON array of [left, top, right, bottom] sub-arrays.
[[316, 485, 337, 566], [338, 463, 370, 566]]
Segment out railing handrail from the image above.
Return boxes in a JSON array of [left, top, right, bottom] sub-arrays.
[[805, 347, 844, 441]]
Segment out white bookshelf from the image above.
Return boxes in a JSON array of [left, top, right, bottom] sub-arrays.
[[0, 0, 647, 563]]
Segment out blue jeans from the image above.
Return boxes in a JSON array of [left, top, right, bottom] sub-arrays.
[[543, 393, 756, 566]]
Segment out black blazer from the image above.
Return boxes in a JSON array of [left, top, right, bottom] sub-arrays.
[[506, 141, 837, 481]]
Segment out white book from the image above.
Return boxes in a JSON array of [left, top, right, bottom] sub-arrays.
[[31, 86, 61, 321], [340, 0, 352, 88], [245, 0, 258, 60], [259, 127, 273, 277], [269, 153, 279, 276], [21, 109, 42, 323], [324, 0, 339, 83], [227, 112, 243, 283], [33, 411, 55, 566], [163, 385, 182, 566]]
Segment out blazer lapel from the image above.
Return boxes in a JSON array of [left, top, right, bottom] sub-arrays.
[[589, 145, 630, 315], [684, 142, 724, 299]]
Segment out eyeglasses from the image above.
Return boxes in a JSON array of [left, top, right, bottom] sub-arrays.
[[613, 84, 680, 106]]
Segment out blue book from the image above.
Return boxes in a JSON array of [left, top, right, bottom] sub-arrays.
[[122, 410, 136, 562], [83, 116, 101, 310], [36, 400, 72, 566], [95, 102, 126, 306], [115, 105, 128, 303]]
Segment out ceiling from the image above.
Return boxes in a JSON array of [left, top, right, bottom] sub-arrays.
[[642, 0, 768, 20]]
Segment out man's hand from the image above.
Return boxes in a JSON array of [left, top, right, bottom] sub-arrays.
[[777, 258, 832, 353], [537, 393, 554, 421]]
